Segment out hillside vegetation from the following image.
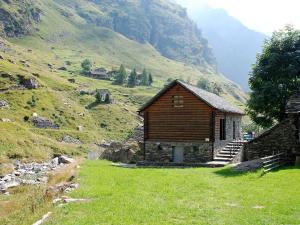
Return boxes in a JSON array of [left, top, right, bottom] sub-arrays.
[[0, 0, 247, 162]]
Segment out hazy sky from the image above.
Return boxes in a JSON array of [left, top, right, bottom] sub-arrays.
[[176, 0, 300, 34]]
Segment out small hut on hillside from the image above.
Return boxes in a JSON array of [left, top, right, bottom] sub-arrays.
[[89, 68, 112, 80]]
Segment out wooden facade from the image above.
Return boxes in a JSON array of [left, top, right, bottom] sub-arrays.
[[144, 84, 213, 141]]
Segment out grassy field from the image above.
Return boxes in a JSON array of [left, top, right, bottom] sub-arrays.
[[44, 161, 300, 225]]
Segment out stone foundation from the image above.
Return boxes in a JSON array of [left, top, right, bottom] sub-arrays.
[[145, 141, 213, 163]]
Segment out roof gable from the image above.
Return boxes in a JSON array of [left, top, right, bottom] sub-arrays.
[[139, 80, 244, 115]]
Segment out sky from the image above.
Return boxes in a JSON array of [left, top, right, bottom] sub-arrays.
[[175, 0, 300, 34]]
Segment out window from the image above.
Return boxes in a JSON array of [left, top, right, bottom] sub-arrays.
[[220, 119, 226, 140], [172, 96, 184, 108]]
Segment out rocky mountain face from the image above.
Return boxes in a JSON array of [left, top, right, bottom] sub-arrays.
[[0, 0, 41, 37], [61, 0, 216, 68], [188, 6, 267, 90]]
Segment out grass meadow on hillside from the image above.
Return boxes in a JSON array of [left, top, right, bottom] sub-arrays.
[[44, 161, 300, 225]]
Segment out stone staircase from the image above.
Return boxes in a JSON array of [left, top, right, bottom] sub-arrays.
[[214, 140, 245, 164]]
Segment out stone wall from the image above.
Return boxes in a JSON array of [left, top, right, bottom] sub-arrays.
[[145, 141, 213, 163], [244, 116, 299, 162]]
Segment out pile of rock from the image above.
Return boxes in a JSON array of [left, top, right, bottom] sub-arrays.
[[127, 124, 144, 142], [0, 156, 74, 194], [99, 140, 142, 163], [32, 116, 59, 129], [0, 99, 9, 109]]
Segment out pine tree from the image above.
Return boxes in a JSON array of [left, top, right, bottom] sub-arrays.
[[115, 64, 127, 85], [140, 68, 149, 86], [148, 73, 153, 86], [128, 69, 137, 88]]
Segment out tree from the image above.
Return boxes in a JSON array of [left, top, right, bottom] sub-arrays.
[[128, 69, 137, 88], [115, 64, 127, 85], [81, 59, 92, 74], [140, 68, 149, 86], [197, 77, 210, 90], [247, 25, 300, 128], [148, 73, 153, 86]]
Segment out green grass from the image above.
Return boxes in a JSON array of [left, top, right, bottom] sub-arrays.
[[45, 161, 300, 225]]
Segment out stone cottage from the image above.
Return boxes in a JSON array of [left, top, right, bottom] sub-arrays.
[[89, 68, 111, 80], [138, 79, 244, 163], [244, 92, 300, 165]]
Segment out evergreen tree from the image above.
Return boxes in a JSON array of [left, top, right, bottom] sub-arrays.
[[128, 69, 137, 88], [148, 73, 153, 86], [81, 59, 92, 74], [140, 68, 149, 86], [115, 64, 127, 85]]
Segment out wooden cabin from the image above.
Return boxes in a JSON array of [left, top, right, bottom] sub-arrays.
[[139, 80, 244, 163]]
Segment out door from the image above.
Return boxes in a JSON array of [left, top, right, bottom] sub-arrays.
[[233, 121, 236, 139], [173, 146, 184, 163]]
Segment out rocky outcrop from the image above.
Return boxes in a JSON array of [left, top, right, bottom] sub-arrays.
[[99, 140, 143, 163], [0, 0, 41, 37], [0, 99, 9, 108], [73, 0, 216, 67], [62, 135, 82, 145], [20, 77, 39, 89], [32, 116, 59, 129]]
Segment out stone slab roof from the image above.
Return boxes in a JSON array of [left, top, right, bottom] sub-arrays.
[[286, 92, 300, 114], [139, 79, 244, 114]]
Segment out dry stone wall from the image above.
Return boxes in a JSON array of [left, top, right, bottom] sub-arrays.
[[244, 117, 299, 162]]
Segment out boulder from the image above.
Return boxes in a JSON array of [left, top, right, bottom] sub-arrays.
[[0, 100, 9, 108], [0, 180, 20, 191], [59, 156, 75, 164], [62, 135, 82, 144], [77, 126, 84, 131], [100, 141, 142, 163], [58, 66, 67, 71], [51, 157, 59, 167], [68, 78, 75, 83], [21, 78, 39, 89], [1, 118, 11, 122], [32, 116, 59, 129]]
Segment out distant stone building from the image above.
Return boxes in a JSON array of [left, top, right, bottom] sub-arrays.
[[139, 80, 244, 163], [95, 89, 111, 103], [89, 68, 112, 80], [244, 92, 300, 165]]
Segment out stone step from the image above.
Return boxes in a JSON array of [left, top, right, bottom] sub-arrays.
[[214, 157, 232, 162], [221, 149, 240, 153], [218, 152, 238, 156], [216, 154, 234, 158]]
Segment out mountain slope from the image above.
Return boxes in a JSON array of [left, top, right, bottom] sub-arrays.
[[0, 0, 247, 162], [188, 6, 267, 90]]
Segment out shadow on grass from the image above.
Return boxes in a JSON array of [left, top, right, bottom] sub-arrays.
[[86, 101, 99, 109], [214, 165, 300, 177], [213, 166, 254, 177]]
